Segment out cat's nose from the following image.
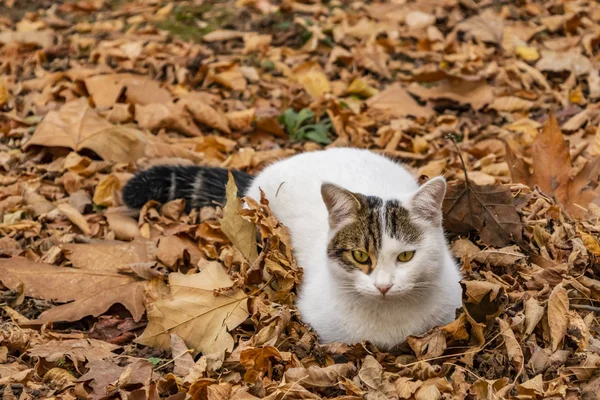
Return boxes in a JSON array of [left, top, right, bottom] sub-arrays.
[[375, 283, 393, 295]]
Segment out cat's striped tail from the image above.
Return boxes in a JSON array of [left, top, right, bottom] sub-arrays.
[[122, 165, 254, 212]]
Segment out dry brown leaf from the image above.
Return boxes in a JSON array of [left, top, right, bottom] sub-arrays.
[[284, 363, 355, 389], [471, 246, 526, 267], [524, 297, 544, 337], [56, 203, 91, 235], [221, 173, 258, 262], [536, 50, 592, 77], [508, 114, 600, 218], [0, 30, 54, 47], [548, 284, 569, 352], [84, 74, 171, 108], [24, 98, 147, 163], [136, 102, 202, 137], [77, 358, 157, 400], [443, 181, 523, 247], [240, 346, 282, 382], [136, 262, 249, 356], [0, 239, 156, 323], [28, 339, 118, 370], [292, 61, 331, 98], [407, 328, 447, 360], [454, 9, 504, 44], [171, 334, 195, 377], [408, 79, 494, 110], [497, 318, 524, 373], [367, 83, 434, 119], [179, 94, 231, 134]]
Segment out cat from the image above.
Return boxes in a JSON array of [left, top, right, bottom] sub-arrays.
[[123, 148, 463, 349]]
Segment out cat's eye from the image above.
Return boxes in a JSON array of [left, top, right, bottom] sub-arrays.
[[397, 251, 415, 262], [352, 250, 370, 264]]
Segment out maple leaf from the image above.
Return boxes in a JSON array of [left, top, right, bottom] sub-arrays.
[[443, 180, 523, 247], [27, 339, 118, 372], [0, 239, 160, 323], [506, 114, 600, 219], [135, 262, 249, 356], [24, 98, 147, 163]]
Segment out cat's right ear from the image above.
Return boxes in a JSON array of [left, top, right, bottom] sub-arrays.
[[321, 183, 361, 229]]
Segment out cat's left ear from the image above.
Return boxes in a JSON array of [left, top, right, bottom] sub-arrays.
[[410, 176, 446, 225]]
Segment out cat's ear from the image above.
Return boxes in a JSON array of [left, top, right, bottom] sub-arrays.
[[410, 176, 446, 225], [321, 183, 361, 229]]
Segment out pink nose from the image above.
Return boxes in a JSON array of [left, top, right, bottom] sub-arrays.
[[375, 284, 393, 295]]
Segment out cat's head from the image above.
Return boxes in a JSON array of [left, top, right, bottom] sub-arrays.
[[321, 177, 447, 300]]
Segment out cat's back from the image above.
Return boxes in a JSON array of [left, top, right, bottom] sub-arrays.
[[247, 147, 418, 201]]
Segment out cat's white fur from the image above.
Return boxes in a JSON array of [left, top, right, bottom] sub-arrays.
[[245, 148, 462, 349]]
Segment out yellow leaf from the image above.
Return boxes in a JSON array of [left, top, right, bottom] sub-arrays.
[[578, 227, 600, 256], [0, 80, 9, 107], [347, 78, 378, 98], [93, 175, 121, 207], [292, 61, 331, 98], [221, 173, 258, 262], [515, 45, 540, 62], [136, 262, 249, 356]]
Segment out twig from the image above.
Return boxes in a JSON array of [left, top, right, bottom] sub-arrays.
[[571, 304, 600, 313], [446, 134, 471, 190]]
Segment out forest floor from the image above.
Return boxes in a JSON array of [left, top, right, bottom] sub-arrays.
[[2, 0, 600, 398]]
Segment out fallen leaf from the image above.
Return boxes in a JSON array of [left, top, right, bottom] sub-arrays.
[[548, 284, 569, 352], [136, 102, 202, 137], [171, 334, 195, 377], [84, 74, 171, 108], [77, 358, 157, 400], [524, 297, 544, 336], [508, 114, 600, 218], [136, 262, 249, 356], [179, 93, 231, 134], [292, 61, 331, 98], [443, 181, 523, 247], [536, 50, 592, 77], [367, 83, 434, 119], [56, 203, 91, 235], [240, 346, 282, 382], [453, 9, 504, 44], [221, 173, 258, 262], [28, 339, 118, 371], [24, 98, 147, 163], [497, 318, 524, 373], [284, 363, 355, 388], [408, 79, 494, 110]]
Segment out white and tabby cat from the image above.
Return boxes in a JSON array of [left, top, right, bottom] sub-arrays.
[[123, 148, 463, 349]]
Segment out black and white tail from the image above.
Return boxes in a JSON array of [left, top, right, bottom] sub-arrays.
[[122, 165, 254, 211]]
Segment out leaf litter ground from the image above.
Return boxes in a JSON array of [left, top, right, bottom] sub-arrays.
[[2, 0, 600, 399]]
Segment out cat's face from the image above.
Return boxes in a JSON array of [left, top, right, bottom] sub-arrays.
[[321, 177, 447, 300]]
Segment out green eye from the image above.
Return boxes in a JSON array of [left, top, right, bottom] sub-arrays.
[[397, 251, 415, 262], [352, 250, 370, 264]]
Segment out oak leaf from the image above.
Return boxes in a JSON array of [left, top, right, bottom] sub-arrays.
[[24, 98, 147, 163], [135, 262, 249, 356], [408, 79, 494, 110]]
